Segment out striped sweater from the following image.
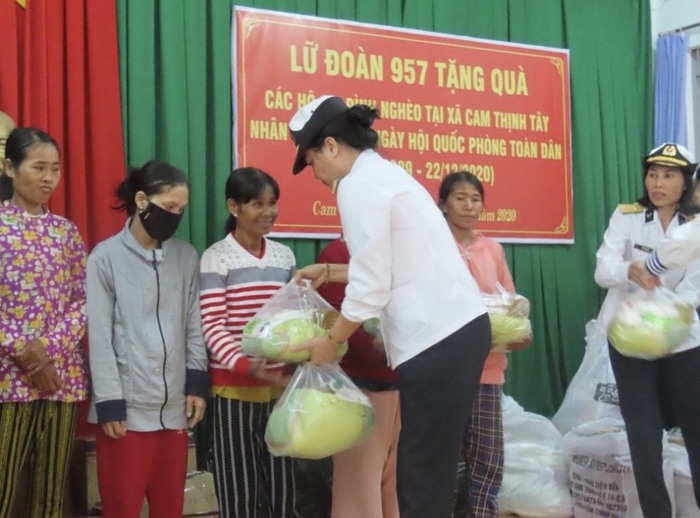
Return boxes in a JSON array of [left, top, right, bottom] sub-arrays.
[[199, 234, 296, 390]]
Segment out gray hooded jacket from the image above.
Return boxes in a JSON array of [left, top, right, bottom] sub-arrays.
[[87, 222, 208, 430]]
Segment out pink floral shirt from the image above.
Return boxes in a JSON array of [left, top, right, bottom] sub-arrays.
[[0, 201, 89, 402]]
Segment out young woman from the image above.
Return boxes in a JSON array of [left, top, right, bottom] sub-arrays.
[[289, 96, 490, 518], [199, 167, 297, 518], [87, 160, 208, 517], [595, 142, 700, 518], [0, 127, 89, 517], [438, 171, 527, 518]]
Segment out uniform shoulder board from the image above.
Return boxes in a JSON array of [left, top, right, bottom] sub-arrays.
[[617, 203, 644, 214], [685, 213, 696, 222]]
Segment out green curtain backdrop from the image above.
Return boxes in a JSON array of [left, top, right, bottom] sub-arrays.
[[116, 0, 652, 416]]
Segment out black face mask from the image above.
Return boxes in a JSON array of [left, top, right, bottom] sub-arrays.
[[139, 201, 183, 243]]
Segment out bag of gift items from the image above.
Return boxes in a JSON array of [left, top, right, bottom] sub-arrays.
[[482, 283, 533, 352], [242, 280, 348, 363], [607, 286, 693, 359], [265, 363, 375, 459]]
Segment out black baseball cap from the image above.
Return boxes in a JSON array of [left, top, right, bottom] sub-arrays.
[[289, 95, 349, 174]]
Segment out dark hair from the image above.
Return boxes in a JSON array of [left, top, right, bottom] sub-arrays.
[[114, 160, 188, 216], [224, 167, 280, 234], [438, 170, 485, 206], [679, 166, 700, 216], [637, 164, 694, 214], [307, 104, 380, 153], [1, 127, 60, 201]]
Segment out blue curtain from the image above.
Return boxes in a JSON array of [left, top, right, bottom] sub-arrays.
[[654, 33, 688, 146]]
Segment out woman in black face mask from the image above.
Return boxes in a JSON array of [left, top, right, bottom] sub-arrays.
[[85, 160, 209, 517]]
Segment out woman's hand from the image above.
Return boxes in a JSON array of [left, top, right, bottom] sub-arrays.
[[294, 263, 349, 288], [294, 335, 342, 365], [102, 420, 128, 439], [15, 338, 51, 373], [15, 338, 63, 393], [27, 362, 63, 394], [293, 263, 327, 288], [186, 395, 206, 429], [629, 261, 661, 290]]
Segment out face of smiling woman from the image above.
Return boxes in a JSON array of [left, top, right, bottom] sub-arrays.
[[6, 142, 61, 215], [229, 185, 279, 240]]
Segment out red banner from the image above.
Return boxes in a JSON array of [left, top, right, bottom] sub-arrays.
[[233, 7, 573, 243]]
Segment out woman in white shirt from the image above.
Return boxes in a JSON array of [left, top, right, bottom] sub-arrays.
[[289, 95, 490, 518]]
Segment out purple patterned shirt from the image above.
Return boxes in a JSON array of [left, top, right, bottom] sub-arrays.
[[0, 200, 89, 402]]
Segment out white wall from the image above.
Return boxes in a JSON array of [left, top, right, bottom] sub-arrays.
[[650, 0, 700, 157], [651, 0, 700, 36]]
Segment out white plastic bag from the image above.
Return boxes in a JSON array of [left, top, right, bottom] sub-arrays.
[[607, 287, 694, 359], [242, 280, 347, 362], [552, 320, 621, 435], [482, 283, 533, 352], [362, 317, 383, 340], [265, 363, 375, 459], [499, 395, 573, 518]]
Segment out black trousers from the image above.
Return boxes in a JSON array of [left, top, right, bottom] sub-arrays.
[[396, 314, 491, 518], [609, 343, 700, 518]]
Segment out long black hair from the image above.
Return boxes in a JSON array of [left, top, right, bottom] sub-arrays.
[[224, 167, 280, 234], [1, 127, 60, 201], [114, 160, 188, 216]]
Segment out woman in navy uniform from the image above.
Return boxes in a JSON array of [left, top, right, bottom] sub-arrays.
[[594, 142, 700, 517]]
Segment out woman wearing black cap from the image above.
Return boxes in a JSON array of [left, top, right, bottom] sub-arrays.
[[595, 142, 700, 517], [289, 95, 491, 518]]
